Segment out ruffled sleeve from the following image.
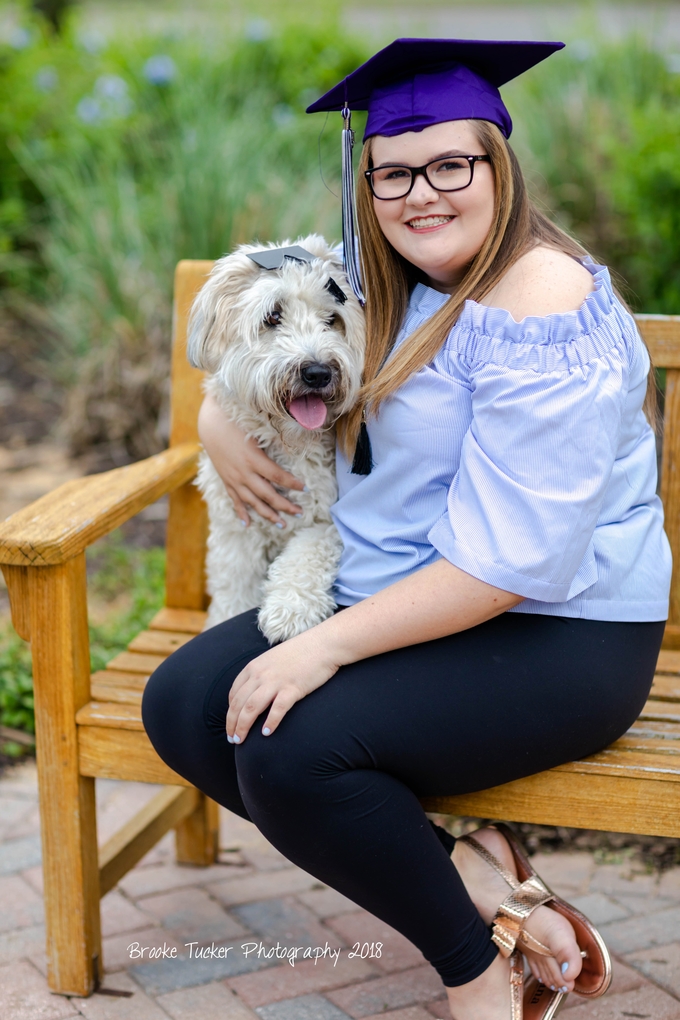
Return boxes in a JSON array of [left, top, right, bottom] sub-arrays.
[[427, 269, 635, 601]]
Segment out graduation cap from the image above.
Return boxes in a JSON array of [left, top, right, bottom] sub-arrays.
[[306, 38, 565, 305], [247, 246, 347, 304]]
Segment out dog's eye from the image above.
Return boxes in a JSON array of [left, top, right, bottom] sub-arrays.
[[264, 310, 282, 327], [325, 313, 338, 328]]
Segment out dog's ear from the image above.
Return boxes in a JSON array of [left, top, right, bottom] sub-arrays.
[[187, 253, 259, 372]]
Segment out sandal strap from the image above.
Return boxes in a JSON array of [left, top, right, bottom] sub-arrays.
[[510, 951, 524, 1020], [459, 833, 554, 958], [460, 834, 520, 889]]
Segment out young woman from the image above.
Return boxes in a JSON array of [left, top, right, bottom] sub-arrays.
[[142, 39, 670, 1020]]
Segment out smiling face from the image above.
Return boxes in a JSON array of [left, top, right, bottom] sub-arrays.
[[369, 119, 495, 291]]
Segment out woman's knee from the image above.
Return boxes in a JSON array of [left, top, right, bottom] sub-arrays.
[[141, 654, 202, 766], [234, 705, 352, 817]]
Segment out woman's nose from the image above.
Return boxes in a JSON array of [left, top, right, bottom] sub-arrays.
[[405, 172, 439, 205]]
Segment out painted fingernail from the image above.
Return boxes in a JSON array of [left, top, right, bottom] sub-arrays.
[[560, 986, 568, 994], [561, 962, 569, 974], [227, 735, 234, 743], [303, 485, 309, 492], [262, 727, 271, 736], [294, 513, 302, 518], [232, 734, 241, 744], [240, 519, 247, 527], [275, 521, 284, 529], [550, 986, 555, 992]]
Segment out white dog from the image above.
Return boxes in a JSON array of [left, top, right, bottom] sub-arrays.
[[187, 235, 365, 643]]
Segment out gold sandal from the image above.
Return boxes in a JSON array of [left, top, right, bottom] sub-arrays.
[[523, 973, 566, 1020], [508, 950, 566, 1020], [458, 824, 612, 999]]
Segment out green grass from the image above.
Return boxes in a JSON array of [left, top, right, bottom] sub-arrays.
[[0, 532, 167, 752]]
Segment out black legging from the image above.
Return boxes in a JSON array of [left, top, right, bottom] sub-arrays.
[[141, 610, 663, 986]]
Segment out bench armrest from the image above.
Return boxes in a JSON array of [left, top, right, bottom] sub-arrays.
[[0, 442, 201, 567]]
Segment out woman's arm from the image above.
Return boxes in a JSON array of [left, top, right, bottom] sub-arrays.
[[198, 393, 305, 526], [226, 558, 523, 742]]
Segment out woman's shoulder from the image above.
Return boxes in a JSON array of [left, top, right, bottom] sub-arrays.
[[478, 245, 595, 323], [440, 250, 639, 375]]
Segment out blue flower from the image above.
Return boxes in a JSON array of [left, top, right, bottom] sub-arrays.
[[35, 67, 58, 93], [95, 75, 128, 101], [143, 55, 177, 86], [76, 97, 102, 124], [272, 103, 295, 128], [9, 27, 31, 50], [245, 19, 271, 42]]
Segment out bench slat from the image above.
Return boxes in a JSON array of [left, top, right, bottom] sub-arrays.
[[105, 651, 166, 675], [127, 629, 193, 656], [639, 700, 680, 724], [148, 607, 207, 634], [75, 702, 144, 730], [649, 675, 680, 701], [656, 649, 680, 674], [554, 748, 680, 781]]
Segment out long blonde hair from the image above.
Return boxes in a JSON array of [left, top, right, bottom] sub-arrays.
[[339, 120, 654, 455]]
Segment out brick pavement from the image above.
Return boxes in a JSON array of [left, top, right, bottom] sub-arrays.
[[1, 759, 679, 1019]]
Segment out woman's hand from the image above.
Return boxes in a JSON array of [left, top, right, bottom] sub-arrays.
[[226, 628, 340, 743], [198, 392, 305, 527]]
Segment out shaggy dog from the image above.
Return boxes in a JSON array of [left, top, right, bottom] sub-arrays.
[[187, 235, 365, 643]]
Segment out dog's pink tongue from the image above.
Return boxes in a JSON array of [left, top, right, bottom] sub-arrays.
[[288, 395, 328, 430]]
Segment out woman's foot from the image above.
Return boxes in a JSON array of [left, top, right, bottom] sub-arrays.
[[445, 952, 514, 1020], [452, 826, 582, 993]]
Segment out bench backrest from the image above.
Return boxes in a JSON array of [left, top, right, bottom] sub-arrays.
[[165, 261, 680, 644]]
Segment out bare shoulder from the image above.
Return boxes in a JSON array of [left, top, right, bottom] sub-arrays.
[[480, 245, 595, 322]]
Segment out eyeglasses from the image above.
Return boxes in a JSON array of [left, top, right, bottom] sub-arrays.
[[365, 154, 492, 201]]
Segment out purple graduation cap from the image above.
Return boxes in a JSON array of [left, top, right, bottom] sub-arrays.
[[306, 38, 564, 304]]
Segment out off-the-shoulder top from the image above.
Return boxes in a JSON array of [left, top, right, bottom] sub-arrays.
[[331, 260, 671, 620]]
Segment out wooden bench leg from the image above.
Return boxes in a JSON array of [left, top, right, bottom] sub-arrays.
[[29, 556, 102, 996], [174, 792, 219, 865]]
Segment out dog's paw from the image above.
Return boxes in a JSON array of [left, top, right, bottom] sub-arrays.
[[258, 592, 336, 643]]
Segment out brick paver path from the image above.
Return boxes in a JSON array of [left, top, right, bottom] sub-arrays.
[[1, 760, 680, 1019]]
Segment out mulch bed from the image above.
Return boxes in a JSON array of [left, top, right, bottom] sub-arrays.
[[438, 815, 680, 872]]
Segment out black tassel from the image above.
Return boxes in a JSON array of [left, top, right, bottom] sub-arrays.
[[351, 420, 373, 475]]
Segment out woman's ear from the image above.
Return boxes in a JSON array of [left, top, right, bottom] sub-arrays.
[[187, 253, 259, 372]]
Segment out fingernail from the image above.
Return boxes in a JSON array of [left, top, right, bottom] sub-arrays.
[[227, 735, 234, 743], [303, 485, 309, 492], [294, 513, 302, 518], [232, 734, 241, 744], [560, 986, 568, 994], [550, 986, 555, 992], [561, 962, 569, 974], [275, 521, 284, 529], [262, 727, 271, 736], [240, 519, 247, 527]]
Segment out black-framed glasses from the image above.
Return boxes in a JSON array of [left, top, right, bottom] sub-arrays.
[[365, 154, 491, 201]]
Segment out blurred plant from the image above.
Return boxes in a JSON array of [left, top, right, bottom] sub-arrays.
[[0, 531, 167, 740], [0, 18, 365, 457], [1, 17, 679, 461], [0, 626, 35, 739], [32, 0, 77, 35], [509, 35, 680, 312]]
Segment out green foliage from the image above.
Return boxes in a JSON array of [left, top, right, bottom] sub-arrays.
[[0, 14, 367, 454], [1, 12, 680, 458], [509, 37, 680, 312], [0, 533, 167, 738], [88, 533, 166, 673], [0, 626, 35, 736]]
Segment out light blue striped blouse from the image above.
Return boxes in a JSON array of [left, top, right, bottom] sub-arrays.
[[331, 260, 671, 620]]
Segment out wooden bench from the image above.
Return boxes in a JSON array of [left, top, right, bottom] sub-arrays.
[[1, 262, 679, 997]]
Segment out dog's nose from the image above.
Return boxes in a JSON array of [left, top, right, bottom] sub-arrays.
[[301, 363, 333, 389]]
